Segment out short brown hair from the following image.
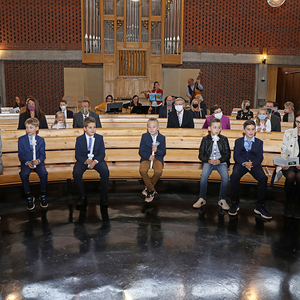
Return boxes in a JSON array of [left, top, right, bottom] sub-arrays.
[[211, 104, 221, 114], [83, 116, 96, 127], [243, 120, 255, 129], [209, 118, 221, 127], [25, 117, 40, 127], [60, 100, 67, 104]]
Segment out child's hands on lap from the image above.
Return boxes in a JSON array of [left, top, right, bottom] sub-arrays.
[[32, 160, 39, 166], [244, 160, 253, 171], [85, 159, 93, 165], [149, 155, 155, 161], [27, 162, 35, 169], [88, 160, 97, 169], [208, 159, 220, 165]]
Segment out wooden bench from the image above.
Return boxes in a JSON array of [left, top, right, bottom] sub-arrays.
[[0, 128, 285, 189], [231, 108, 285, 118]]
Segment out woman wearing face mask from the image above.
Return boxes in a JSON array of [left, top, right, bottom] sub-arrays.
[[202, 104, 230, 129], [17, 97, 48, 129], [190, 99, 206, 119], [254, 108, 271, 132], [159, 96, 174, 118], [236, 100, 253, 120]]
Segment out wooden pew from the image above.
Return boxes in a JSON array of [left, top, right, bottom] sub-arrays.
[[0, 128, 285, 188]]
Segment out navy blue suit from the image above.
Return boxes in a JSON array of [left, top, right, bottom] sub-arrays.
[[56, 109, 74, 118], [18, 134, 48, 194], [230, 137, 267, 205], [139, 132, 166, 166], [73, 133, 109, 200]]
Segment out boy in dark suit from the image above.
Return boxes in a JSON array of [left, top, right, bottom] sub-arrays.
[[229, 120, 272, 219], [57, 99, 74, 118], [139, 118, 166, 202], [18, 118, 48, 210], [73, 117, 109, 220], [167, 98, 194, 128]]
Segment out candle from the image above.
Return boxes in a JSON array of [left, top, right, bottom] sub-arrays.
[[150, 136, 160, 170], [87, 137, 95, 167], [31, 136, 37, 168]]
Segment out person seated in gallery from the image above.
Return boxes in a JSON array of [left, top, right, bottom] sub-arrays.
[[193, 94, 207, 115], [167, 98, 194, 128], [236, 100, 253, 120], [123, 95, 142, 112], [190, 98, 205, 119], [73, 100, 101, 128], [56, 99, 74, 118], [202, 104, 230, 130], [283, 101, 298, 128], [95, 95, 114, 115], [159, 96, 174, 118], [186, 78, 203, 104]]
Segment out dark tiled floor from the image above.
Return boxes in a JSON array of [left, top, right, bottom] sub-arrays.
[[0, 180, 299, 300]]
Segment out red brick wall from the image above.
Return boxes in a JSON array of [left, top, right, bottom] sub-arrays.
[[0, 0, 81, 50], [4, 61, 101, 114], [183, 0, 300, 55], [172, 63, 256, 115]]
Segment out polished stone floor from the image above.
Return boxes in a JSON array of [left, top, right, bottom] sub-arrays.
[[0, 180, 299, 300]]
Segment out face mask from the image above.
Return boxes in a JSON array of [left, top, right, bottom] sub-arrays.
[[28, 105, 35, 111], [284, 108, 289, 114], [245, 105, 250, 110], [266, 108, 272, 114], [81, 107, 89, 114], [175, 105, 183, 112], [60, 105, 66, 111], [193, 103, 199, 108], [166, 101, 173, 106], [258, 114, 266, 120], [273, 107, 278, 112], [214, 112, 223, 119]]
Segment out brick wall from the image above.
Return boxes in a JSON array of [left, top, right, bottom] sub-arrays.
[[169, 62, 256, 115], [4, 61, 101, 114], [183, 0, 300, 55]]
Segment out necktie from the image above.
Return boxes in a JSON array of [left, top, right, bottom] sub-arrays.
[[178, 113, 181, 127], [88, 137, 92, 151], [29, 136, 33, 150], [246, 140, 252, 151]]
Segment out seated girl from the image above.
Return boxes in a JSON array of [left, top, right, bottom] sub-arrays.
[[254, 108, 271, 132], [52, 111, 69, 129]]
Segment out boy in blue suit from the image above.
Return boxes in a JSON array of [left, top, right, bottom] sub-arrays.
[[139, 118, 166, 202], [18, 118, 48, 210], [73, 117, 109, 220], [229, 120, 272, 219]]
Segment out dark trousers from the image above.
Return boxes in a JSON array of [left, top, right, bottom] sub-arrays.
[[19, 164, 48, 194], [283, 167, 300, 202], [230, 164, 267, 205], [73, 161, 109, 200]]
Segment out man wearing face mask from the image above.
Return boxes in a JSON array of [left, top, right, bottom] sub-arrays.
[[264, 101, 281, 132], [202, 104, 230, 129], [73, 100, 102, 128], [56, 100, 73, 119], [159, 96, 174, 118], [283, 101, 298, 128], [167, 98, 194, 128]]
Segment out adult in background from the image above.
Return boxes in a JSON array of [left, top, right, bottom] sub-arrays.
[[143, 82, 163, 114], [186, 78, 203, 104], [202, 104, 230, 130], [17, 97, 48, 130], [274, 111, 300, 218], [13, 96, 25, 110], [167, 98, 194, 128], [273, 102, 281, 120], [283, 101, 298, 128], [56, 99, 73, 118], [123, 95, 143, 112], [73, 100, 101, 128], [159, 96, 174, 118], [190, 98, 205, 119], [194, 94, 207, 115], [236, 100, 253, 120], [95, 95, 114, 115], [264, 101, 281, 132]]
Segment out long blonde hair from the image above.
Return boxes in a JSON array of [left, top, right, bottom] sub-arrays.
[[52, 111, 67, 128], [255, 107, 268, 126]]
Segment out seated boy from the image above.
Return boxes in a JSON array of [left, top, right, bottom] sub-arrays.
[[18, 118, 48, 210], [139, 118, 166, 202], [229, 120, 272, 219], [73, 117, 109, 220], [193, 118, 231, 210]]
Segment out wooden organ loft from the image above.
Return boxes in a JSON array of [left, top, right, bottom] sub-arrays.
[[81, 0, 183, 99]]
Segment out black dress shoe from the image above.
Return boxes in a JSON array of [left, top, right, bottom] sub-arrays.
[[76, 196, 87, 211]]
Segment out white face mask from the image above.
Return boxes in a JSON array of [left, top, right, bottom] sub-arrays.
[[175, 105, 183, 112], [214, 112, 223, 119], [60, 105, 66, 111]]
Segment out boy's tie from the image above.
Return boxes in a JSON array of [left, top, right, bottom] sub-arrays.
[[88, 137, 92, 151], [177, 113, 182, 127], [246, 140, 252, 151], [29, 136, 33, 150]]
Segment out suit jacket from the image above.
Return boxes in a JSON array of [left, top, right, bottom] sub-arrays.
[[73, 111, 102, 128], [202, 115, 230, 130], [18, 134, 46, 166], [283, 110, 298, 128], [270, 114, 281, 132], [233, 137, 263, 168], [200, 101, 207, 116], [18, 113, 48, 130], [75, 133, 105, 164], [139, 132, 166, 165], [56, 109, 74, 118], [159, 105, 173, 118], [167, 109, 194, 128]]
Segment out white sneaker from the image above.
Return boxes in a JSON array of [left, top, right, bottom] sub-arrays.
[[218, 199, 230, 211], [193, 198, 206, 208], [142, 187, 148, 196]]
